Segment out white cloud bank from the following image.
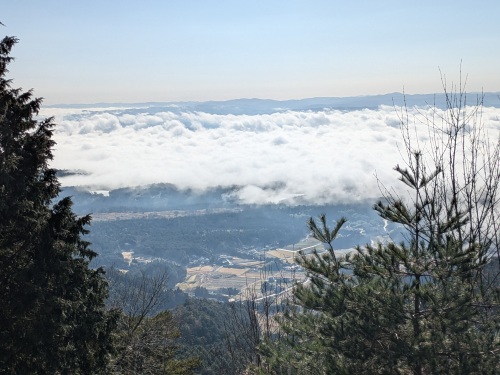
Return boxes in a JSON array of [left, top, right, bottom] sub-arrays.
[[40, 105, 500, 205]]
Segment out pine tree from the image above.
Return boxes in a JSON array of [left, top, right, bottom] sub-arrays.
[[0, 35, 117, 374], [260, 82, 500, 374]]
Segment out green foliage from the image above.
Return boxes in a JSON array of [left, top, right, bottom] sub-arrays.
[[259, 86, 500, 374], [0, 35, 116, 373]]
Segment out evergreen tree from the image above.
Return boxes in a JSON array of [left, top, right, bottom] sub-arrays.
[[260, 83, 500, 374], [0, 35, 116, 374]]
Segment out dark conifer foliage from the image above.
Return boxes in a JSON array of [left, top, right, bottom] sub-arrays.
[[0, 35, 116, 374], [258, 83, 500, 374]]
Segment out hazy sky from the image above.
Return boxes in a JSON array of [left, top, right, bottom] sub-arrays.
[[3, 1, 500, 105]]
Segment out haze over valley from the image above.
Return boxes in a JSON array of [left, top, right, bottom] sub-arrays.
[[47, 94, 500, 206], [51, 94, 500, 298]]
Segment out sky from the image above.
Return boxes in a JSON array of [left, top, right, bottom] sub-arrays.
[[3, 1, 500, 105], [3, 1, 500, 205]]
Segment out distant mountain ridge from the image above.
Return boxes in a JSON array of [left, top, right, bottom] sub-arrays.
[[46, 92, 500, 115]]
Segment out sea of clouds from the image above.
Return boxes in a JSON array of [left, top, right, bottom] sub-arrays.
[[40, 103, 500, 205]]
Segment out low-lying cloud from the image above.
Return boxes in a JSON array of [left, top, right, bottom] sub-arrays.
[[40, 104, 500, 205]]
